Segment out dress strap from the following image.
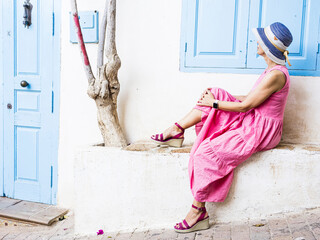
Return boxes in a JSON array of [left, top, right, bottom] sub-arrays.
[[269, 65, 289, 81], [268, 65, 290, 92]]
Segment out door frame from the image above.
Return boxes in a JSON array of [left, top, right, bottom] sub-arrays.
[[51, 0, 61, 205], [0, 0, 61, 205], [0, 0, 4, 197]]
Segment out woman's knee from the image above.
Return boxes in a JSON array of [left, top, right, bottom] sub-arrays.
[[209, 87, 223, 99]]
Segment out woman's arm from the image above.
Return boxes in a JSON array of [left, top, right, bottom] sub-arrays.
[[197, 70, 286, 112], [233, 95, 247, 102]]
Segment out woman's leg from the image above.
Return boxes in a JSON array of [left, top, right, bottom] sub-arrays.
[[175, 199, 208, 228], [161, 109, 202, 140]]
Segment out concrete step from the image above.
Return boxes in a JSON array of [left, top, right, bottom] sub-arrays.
[[74, 142, 320, 235]]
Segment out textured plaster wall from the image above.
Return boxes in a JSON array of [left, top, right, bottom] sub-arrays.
[[73, 146, 320, 235], [58, 0, 320, 208]]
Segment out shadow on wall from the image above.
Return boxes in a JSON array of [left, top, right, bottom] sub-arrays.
[[282, 78, 320, 144]]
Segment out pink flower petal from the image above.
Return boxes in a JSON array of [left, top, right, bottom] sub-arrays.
[[97, 229, 104, 235]]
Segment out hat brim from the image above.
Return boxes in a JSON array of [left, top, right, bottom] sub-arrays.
[[252, 28, 286, 65]]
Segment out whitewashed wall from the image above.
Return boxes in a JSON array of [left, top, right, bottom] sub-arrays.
[[58, 0, 320, 208]]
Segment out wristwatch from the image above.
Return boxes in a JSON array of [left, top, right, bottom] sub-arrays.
[[213, 100, 219, 109]]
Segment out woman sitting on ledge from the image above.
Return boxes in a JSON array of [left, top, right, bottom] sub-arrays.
[[151, 22, 293, 233]]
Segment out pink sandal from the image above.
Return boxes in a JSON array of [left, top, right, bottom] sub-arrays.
[[174, 204, 210, 233], [151, 122, 185, 148]]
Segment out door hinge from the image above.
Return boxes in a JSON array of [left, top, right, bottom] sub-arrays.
[[52, 12, 55, 36], [51, 91, 54, 113], [50, 166, 53, 188], [185, 42, 188, 52]]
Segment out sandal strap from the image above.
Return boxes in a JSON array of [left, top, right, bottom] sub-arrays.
[[199, 211, 207, 221], [183, 219, 190, 229], [160, 133, 163, 141], [178, 222, 184, 230], [175, 122, 185, 133], [192, 204, 206, 212], [151, 134, 157, 140], [172, 132, 184, 139]]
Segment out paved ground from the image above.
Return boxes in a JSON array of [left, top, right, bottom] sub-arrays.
[[0, 208, 319, 239]]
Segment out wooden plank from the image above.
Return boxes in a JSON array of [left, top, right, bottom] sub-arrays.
[[0, 201, 68, 225], [0, 198, 22, 210], [0, 201, 49, 222], [29, 206, 68, 225]]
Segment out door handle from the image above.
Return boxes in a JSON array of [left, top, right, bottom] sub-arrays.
[[20, 80, 29, 87], [23, 1, 32, 28]]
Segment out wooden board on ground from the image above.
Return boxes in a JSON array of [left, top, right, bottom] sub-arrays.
[[0, 197, 68, 225]]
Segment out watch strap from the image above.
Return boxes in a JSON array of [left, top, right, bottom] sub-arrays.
[[213, 100, 219, 109]]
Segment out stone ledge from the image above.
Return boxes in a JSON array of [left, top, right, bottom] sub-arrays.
[[74, 143, 320, 235], [123, 140, 320, 154], [123, 140, 193, 153]]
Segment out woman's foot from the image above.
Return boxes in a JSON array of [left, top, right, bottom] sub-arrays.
[[151, 122, 185, 147], [160, 123, 184, 140], [174, 205, 208, 229]]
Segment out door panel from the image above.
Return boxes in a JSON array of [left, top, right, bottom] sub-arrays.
[[3, 0, 54, 204], [16, 0, 39, 75], [184, 0, 250, 68], [16, 126, 40, 182]]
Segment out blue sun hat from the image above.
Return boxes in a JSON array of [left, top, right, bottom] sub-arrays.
[[252, 22, 293, 66]]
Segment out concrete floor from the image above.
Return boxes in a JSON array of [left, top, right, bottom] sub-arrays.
[[0, 208, 319, 239]]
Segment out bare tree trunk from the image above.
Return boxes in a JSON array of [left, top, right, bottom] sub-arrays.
[[97, 0, 108, 70], [70, 0, 127, 147]]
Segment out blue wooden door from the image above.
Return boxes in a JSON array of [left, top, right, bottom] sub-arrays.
[[2, 0, 57, 204], [247, 0, 320, 70], [184, 0, 250, 68]]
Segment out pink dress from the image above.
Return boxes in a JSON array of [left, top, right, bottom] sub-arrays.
[[190, 65, 290, 202]]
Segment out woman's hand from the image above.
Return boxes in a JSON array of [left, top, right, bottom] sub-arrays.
[[197, 88, 215, 107]]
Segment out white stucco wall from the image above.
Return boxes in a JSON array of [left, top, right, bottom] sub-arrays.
[[73, 146, 320, 235], [58, 0, 320, 208]]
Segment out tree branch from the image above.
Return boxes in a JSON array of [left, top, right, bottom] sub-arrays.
[[97, 0, 108, 70], [105, 0, 117, 58], [70, 0, 95, 87], [103, 0, 121, 104]]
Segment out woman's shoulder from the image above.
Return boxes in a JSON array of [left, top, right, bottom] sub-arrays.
[[268, 69, 286, 78], [266, 65, 289, 82], [266, 66, 289, 92], [268, 65, 289, 76]]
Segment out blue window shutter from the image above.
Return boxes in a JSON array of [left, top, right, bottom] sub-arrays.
[[184, 0, 250, 68], [247, 0, 320, 70]]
